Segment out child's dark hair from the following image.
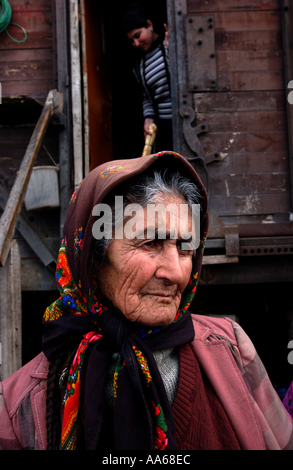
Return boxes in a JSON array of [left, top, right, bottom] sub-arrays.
[[122, 3, 149, 34]]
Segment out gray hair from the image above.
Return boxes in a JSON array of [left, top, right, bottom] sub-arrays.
[[89, 168, 201, 278], [125, 169, 200, 207]]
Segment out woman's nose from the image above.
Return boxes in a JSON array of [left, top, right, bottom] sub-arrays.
[[155, 246, 184, 284]]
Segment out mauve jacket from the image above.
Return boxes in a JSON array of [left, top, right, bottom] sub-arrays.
[[0, 315, 292, 450]]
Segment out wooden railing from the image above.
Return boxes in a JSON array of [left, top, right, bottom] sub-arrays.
[[0, 90, 63, 267], [0, 90, 63, 380]]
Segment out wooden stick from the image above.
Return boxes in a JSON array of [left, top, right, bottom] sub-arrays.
[[142, 123, 157, 156], [0, 90, 62, 267]]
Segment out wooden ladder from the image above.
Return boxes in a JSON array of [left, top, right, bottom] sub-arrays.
[[0, 90, 63, 380]]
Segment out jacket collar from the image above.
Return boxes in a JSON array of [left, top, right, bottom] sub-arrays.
[[191, 314, 238, 346], [30, 353, 49, 380], [192, 315, 213, 341]]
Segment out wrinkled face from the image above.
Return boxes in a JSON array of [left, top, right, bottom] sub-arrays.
[[98, 195, 195, 327], [127, 20, 157, 52]]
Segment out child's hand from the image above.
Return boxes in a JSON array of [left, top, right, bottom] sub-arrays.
[[164, 23, 169, 47]]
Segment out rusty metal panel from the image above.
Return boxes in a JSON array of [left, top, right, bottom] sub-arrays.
[[185, 15, 217, 92]]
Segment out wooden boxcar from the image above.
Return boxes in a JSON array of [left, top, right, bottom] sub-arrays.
[[0, 0, 292, 387]]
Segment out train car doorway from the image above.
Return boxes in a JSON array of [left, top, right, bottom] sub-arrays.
[[82, 0, 169, 169]]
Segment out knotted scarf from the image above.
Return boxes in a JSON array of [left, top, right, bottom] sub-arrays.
[[42, 151, 209, 450]]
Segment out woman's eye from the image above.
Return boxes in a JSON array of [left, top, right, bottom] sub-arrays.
[[177, 241, 193, 256], [144, 240, 157, 248], [143, 240, 164, 250]]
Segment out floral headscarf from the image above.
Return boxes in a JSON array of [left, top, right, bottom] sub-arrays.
[[42, 151, 209, 450]]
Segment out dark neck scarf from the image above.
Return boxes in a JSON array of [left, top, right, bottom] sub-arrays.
[[42, 152, 209, 450]]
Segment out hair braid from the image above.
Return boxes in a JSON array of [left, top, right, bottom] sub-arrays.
[[46, 352, 64, 450], [46, 344, 79, 450]]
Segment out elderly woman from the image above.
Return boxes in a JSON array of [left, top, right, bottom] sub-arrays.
[[0, 151, 292, 451]]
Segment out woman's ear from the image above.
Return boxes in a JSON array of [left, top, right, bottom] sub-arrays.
[[147, 19, 153, 30]]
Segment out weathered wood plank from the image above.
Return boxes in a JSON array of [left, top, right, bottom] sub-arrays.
[[2, 80, 56, 96], [193, 11, 282, 31], [7, 11, 52, 32], [55, 0, 73, 234], [219, 214, 293, 238], [207, 151, 289, 175], [21, 257, 56, 291], [15, 237, 59, 260], [0, 31, 52, 50], [281, 0, 293, 215], [210, 193, 290, 216], [80, 0, 90, 175], [218, 69, 284, 91], [194, 91, 286, 112], [187, 0, 280, 12], [197, 111, 287, 132], [217, 50, 283, 72], [0, 240, 22, 380], [210, 173, 290, 196], [69, 0, 84, 187], [200, 131, 288, 154], [0, 10, 53, 54], [0, 61, 54, 82], [9, 0, 52, 11], [215, 30, 282, 52], [0, 49, 53, 62]]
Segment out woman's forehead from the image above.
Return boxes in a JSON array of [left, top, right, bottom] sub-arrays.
[[122, 196, 196, 244], [127, 27, 144, 39]]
